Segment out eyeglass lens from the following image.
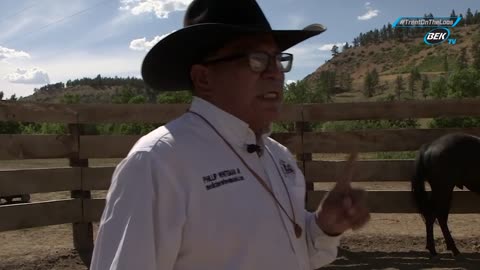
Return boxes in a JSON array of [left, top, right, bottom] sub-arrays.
[[248, 53, 292, 72]]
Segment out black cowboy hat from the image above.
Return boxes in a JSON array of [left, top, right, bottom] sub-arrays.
[[141, 0, 326, 91]]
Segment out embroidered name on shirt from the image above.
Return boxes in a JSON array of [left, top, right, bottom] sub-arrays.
[[279, 160, 295, 176], [202, 168, 245, 190]]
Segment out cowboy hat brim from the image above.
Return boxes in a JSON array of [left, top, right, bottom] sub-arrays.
[[141, 23, 326, 91]]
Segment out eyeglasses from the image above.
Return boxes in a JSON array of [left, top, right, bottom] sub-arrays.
[[202, 52, 293, 73]]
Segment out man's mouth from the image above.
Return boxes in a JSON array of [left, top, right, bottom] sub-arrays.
[[259, 92, 280, 100]]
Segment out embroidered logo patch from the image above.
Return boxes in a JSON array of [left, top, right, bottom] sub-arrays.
[[201, 168, 244, 190], [279, 160, 295, 176]]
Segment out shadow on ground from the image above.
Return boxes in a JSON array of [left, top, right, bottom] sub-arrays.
[[1, 247, 479, 270], [322, 249, 480, 270]]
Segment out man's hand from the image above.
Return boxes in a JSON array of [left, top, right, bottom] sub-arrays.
[[315, 153, 370, 236]]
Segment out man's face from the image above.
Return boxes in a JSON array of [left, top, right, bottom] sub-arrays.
[[197, 35, 286, 134]]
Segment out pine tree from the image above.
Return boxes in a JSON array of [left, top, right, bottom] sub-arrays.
[[387, 23, 393, 40], [472, 44, 480, 70], [381, 25, 387, 41], [358, 33, 364, 46], [410, 67, 421, 81], [373, 29, 380, 42], [443, 54, 449, 72], [363, 72, 374, 97], [395, 75, 404, 100], [457, 48, 468, 70], [421, 75, 430, 99], [343, 73, 353, 91], [371, 68, 379, 87], [352, 37, 359, 47], [408, 73, 415, 97], [466, 8, 474, 25], [458, 14, 465, 27], [430, 76, 448, 98], [474, 10, 480, 24], [331, 45, 339, 57], [394, 27, 404, 41], [450, 9, 456, 18], [363, 69, 380, 98]]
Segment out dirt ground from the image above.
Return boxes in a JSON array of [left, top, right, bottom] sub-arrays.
[[1, 213, 480, 270]]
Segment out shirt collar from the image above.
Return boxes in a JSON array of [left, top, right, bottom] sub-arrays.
[[188, 96, 271, 151]]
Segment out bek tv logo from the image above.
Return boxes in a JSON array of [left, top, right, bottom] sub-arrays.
[[424, 28, 455, 45]]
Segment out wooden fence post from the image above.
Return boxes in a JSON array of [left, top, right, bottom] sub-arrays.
[[295, 120, 313, 205], [68, 123, 93, 266]]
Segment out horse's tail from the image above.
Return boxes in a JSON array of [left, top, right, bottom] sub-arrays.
[[411, 144, 430, 218]]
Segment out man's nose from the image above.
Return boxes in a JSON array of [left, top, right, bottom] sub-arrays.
[[262, 58, 284, 80]]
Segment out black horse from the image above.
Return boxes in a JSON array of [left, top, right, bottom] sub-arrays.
[[0, 194, 30, 205], [411, 133, 480, 257]]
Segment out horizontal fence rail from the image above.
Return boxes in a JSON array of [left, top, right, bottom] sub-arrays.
[[79, 133, 301, 159], [305, 160, 414, 182], [306, 190, 480, 213], [0, 134, 77, 160], [0, 167, 111, 197], [3, 98, 480, 123], [302, 98, 480, 121], [83, 199, 106, 222], [303, 128, 480, 153], [0, 102, 78, 123], [0, 102, 302, 123], [79, 135, 141, 159], [0, 199, 82, 232], [82, 167, 115, 190], [0, 168, 80, 196]]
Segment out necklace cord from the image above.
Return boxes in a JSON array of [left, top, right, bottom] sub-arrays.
[[187, 110, 302, 238]]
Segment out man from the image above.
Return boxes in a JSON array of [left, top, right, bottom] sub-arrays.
[[91, 0, 370, 269]]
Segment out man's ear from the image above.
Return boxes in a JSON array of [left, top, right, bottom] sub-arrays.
[[190, 64, 211, 97]]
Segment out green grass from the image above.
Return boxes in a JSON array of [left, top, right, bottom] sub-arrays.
[[395, 61, 416, 74], [417, 54, 445, 72], [406, 42, 424, 55], [416, 54, 458, 73], [375, 151, 416, 159]]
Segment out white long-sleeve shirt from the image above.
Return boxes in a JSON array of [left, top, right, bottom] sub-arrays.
[[90, 97, 341, 270]]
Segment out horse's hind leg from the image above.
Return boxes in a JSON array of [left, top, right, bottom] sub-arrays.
[[425, 213, 437, 257], [438, 212, 460, 256], [435, 190, 460, 256]]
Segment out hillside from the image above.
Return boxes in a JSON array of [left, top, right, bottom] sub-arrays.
[[22, 85, 125, 103], [305, 23, 480, 103], [13, 19, 480, 105], [19, 77, 154, 104]]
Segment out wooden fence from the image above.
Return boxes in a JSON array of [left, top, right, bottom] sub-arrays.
[[1, 98, 480, 263]]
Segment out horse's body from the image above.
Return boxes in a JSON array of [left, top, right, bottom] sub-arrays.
[[412, 133, 480, 257]]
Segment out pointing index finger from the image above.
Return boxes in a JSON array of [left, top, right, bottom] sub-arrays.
[[335, 152, 358, 192]]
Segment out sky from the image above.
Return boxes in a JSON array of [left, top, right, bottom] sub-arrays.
[[0, 0, 478, 98]]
